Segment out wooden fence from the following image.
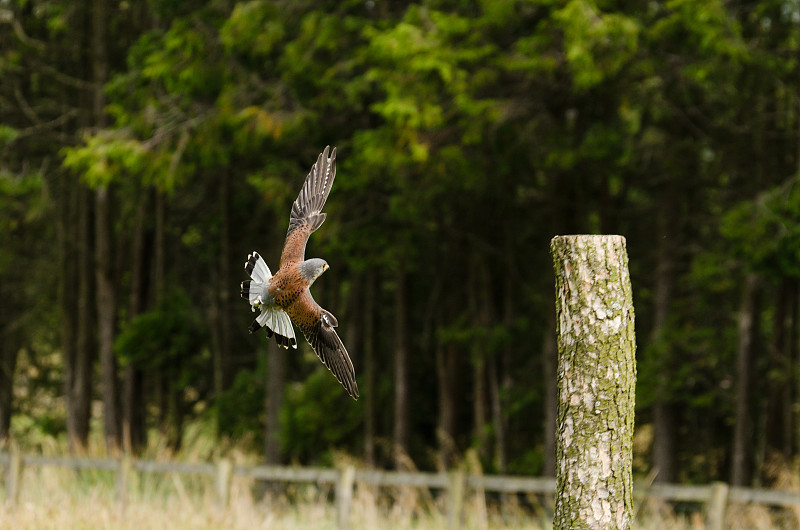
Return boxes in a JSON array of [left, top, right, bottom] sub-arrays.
[[2, 449, 799, 529]]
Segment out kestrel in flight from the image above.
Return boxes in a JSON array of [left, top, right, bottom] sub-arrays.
[[240, 146, 358, 399]]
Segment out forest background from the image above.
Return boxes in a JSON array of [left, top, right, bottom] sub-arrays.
[[1, 0, 799, 490]]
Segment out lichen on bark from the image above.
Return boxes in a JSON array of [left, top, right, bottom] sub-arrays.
[[551, 235, 636, 530]]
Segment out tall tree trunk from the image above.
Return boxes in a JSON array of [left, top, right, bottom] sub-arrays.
[[499, 265, 516, 474], [215, 170, 232, 395], [651, 177, 678, 483], [551, 235, 636, 530], [765, 279, 792, 460], [264, 338, 285, 464], [363, 269, 377, 466], [92, 0, 120, 453], [473, 355, 487, 459], [153, 190, 166, 306], [0, 332, 18, 442], [436, 341, 458, 470], [731, 274, 761, 486], [393, 267, 410, 468], [488, 355, 506, 472], [59, 171, 81, 451], [96, 185, 120, 452], [71, 185, 95, 452], [122, 188, 149, 454], [472, 259, 490, 462], [153, 189, 166, 426]]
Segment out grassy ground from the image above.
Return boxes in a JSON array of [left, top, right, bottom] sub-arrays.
[[4, 462, 800, 529], [1, 464, 550, 529], [3, 421, 800, 529]]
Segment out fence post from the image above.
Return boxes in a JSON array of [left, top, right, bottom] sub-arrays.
[[5, 445, 22, 507], [551, 235, 636, 529], [706, 482, 729, 530], [215, 458, 233, 508], [466, 449, 488, 530], [448, 469, 466, 527], [116, 454, 132, 508], [336, 465, 355, 529]]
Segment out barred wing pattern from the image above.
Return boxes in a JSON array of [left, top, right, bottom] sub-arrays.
[[280, 146, 337, 267]]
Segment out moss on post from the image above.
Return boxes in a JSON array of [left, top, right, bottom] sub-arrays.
[[550, 235, 636, 529]]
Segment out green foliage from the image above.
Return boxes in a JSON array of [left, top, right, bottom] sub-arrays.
[[554, 0, 640, 90], [722, 179, 800, 278], [0, 124, 17, 145], [281, 370, 363, 464], [214, 357, 266, 442], [115, 289, 209, 385], [61, 131, 150, 188]]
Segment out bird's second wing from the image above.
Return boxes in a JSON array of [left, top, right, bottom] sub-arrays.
[[280, 146, 337, 267], [288, 290, 358, 400]]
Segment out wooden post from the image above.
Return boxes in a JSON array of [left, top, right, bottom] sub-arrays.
[[466, 450, 488, 530], [6, 445, 22, 507], [448, 469, 466, 528], [336, 465, 355, 529], [551, 235, 637, 529], [215, 458, 233, 508], [706, 482, 729, 530], [116, 454, 132, 507]]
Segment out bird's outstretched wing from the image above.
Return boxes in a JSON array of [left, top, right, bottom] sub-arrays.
[[288, 290, 358, 400], [280, 146, 337, 267]]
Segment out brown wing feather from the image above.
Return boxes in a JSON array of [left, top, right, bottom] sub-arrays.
[[287, 290, 358, 400], [280, 146, 337, 267]]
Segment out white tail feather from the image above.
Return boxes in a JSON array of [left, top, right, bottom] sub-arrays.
[[245, 251, 272, 283], [246, 281, 265, 308], [259, 305, 297, 349]]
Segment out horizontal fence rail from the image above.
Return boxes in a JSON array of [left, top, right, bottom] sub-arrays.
[[2, 450, 800, 529]]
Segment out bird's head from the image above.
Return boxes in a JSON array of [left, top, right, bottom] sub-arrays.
[[299, 258, 329, 285]]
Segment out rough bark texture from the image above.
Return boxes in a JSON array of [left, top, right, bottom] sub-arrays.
[[551, 235, 636, 530]]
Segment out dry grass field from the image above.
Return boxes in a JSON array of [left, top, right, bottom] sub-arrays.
[[1, 463, 548, 530], [3, 423, 800, 529], [5, 462, 800, 529]]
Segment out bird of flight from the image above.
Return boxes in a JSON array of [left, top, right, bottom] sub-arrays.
[[240, 146, 358, 400]]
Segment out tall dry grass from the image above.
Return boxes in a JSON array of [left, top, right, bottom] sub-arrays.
[[5, 460, 800, 529], [0, 462, 553, 529], [4, 421, 800, 529]]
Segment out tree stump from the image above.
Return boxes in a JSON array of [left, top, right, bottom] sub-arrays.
[[550, 235, 636, 529]]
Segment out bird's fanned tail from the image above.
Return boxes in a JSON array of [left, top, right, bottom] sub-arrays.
[[241, 251, 297, 349], [248, 305, 297, 349]]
